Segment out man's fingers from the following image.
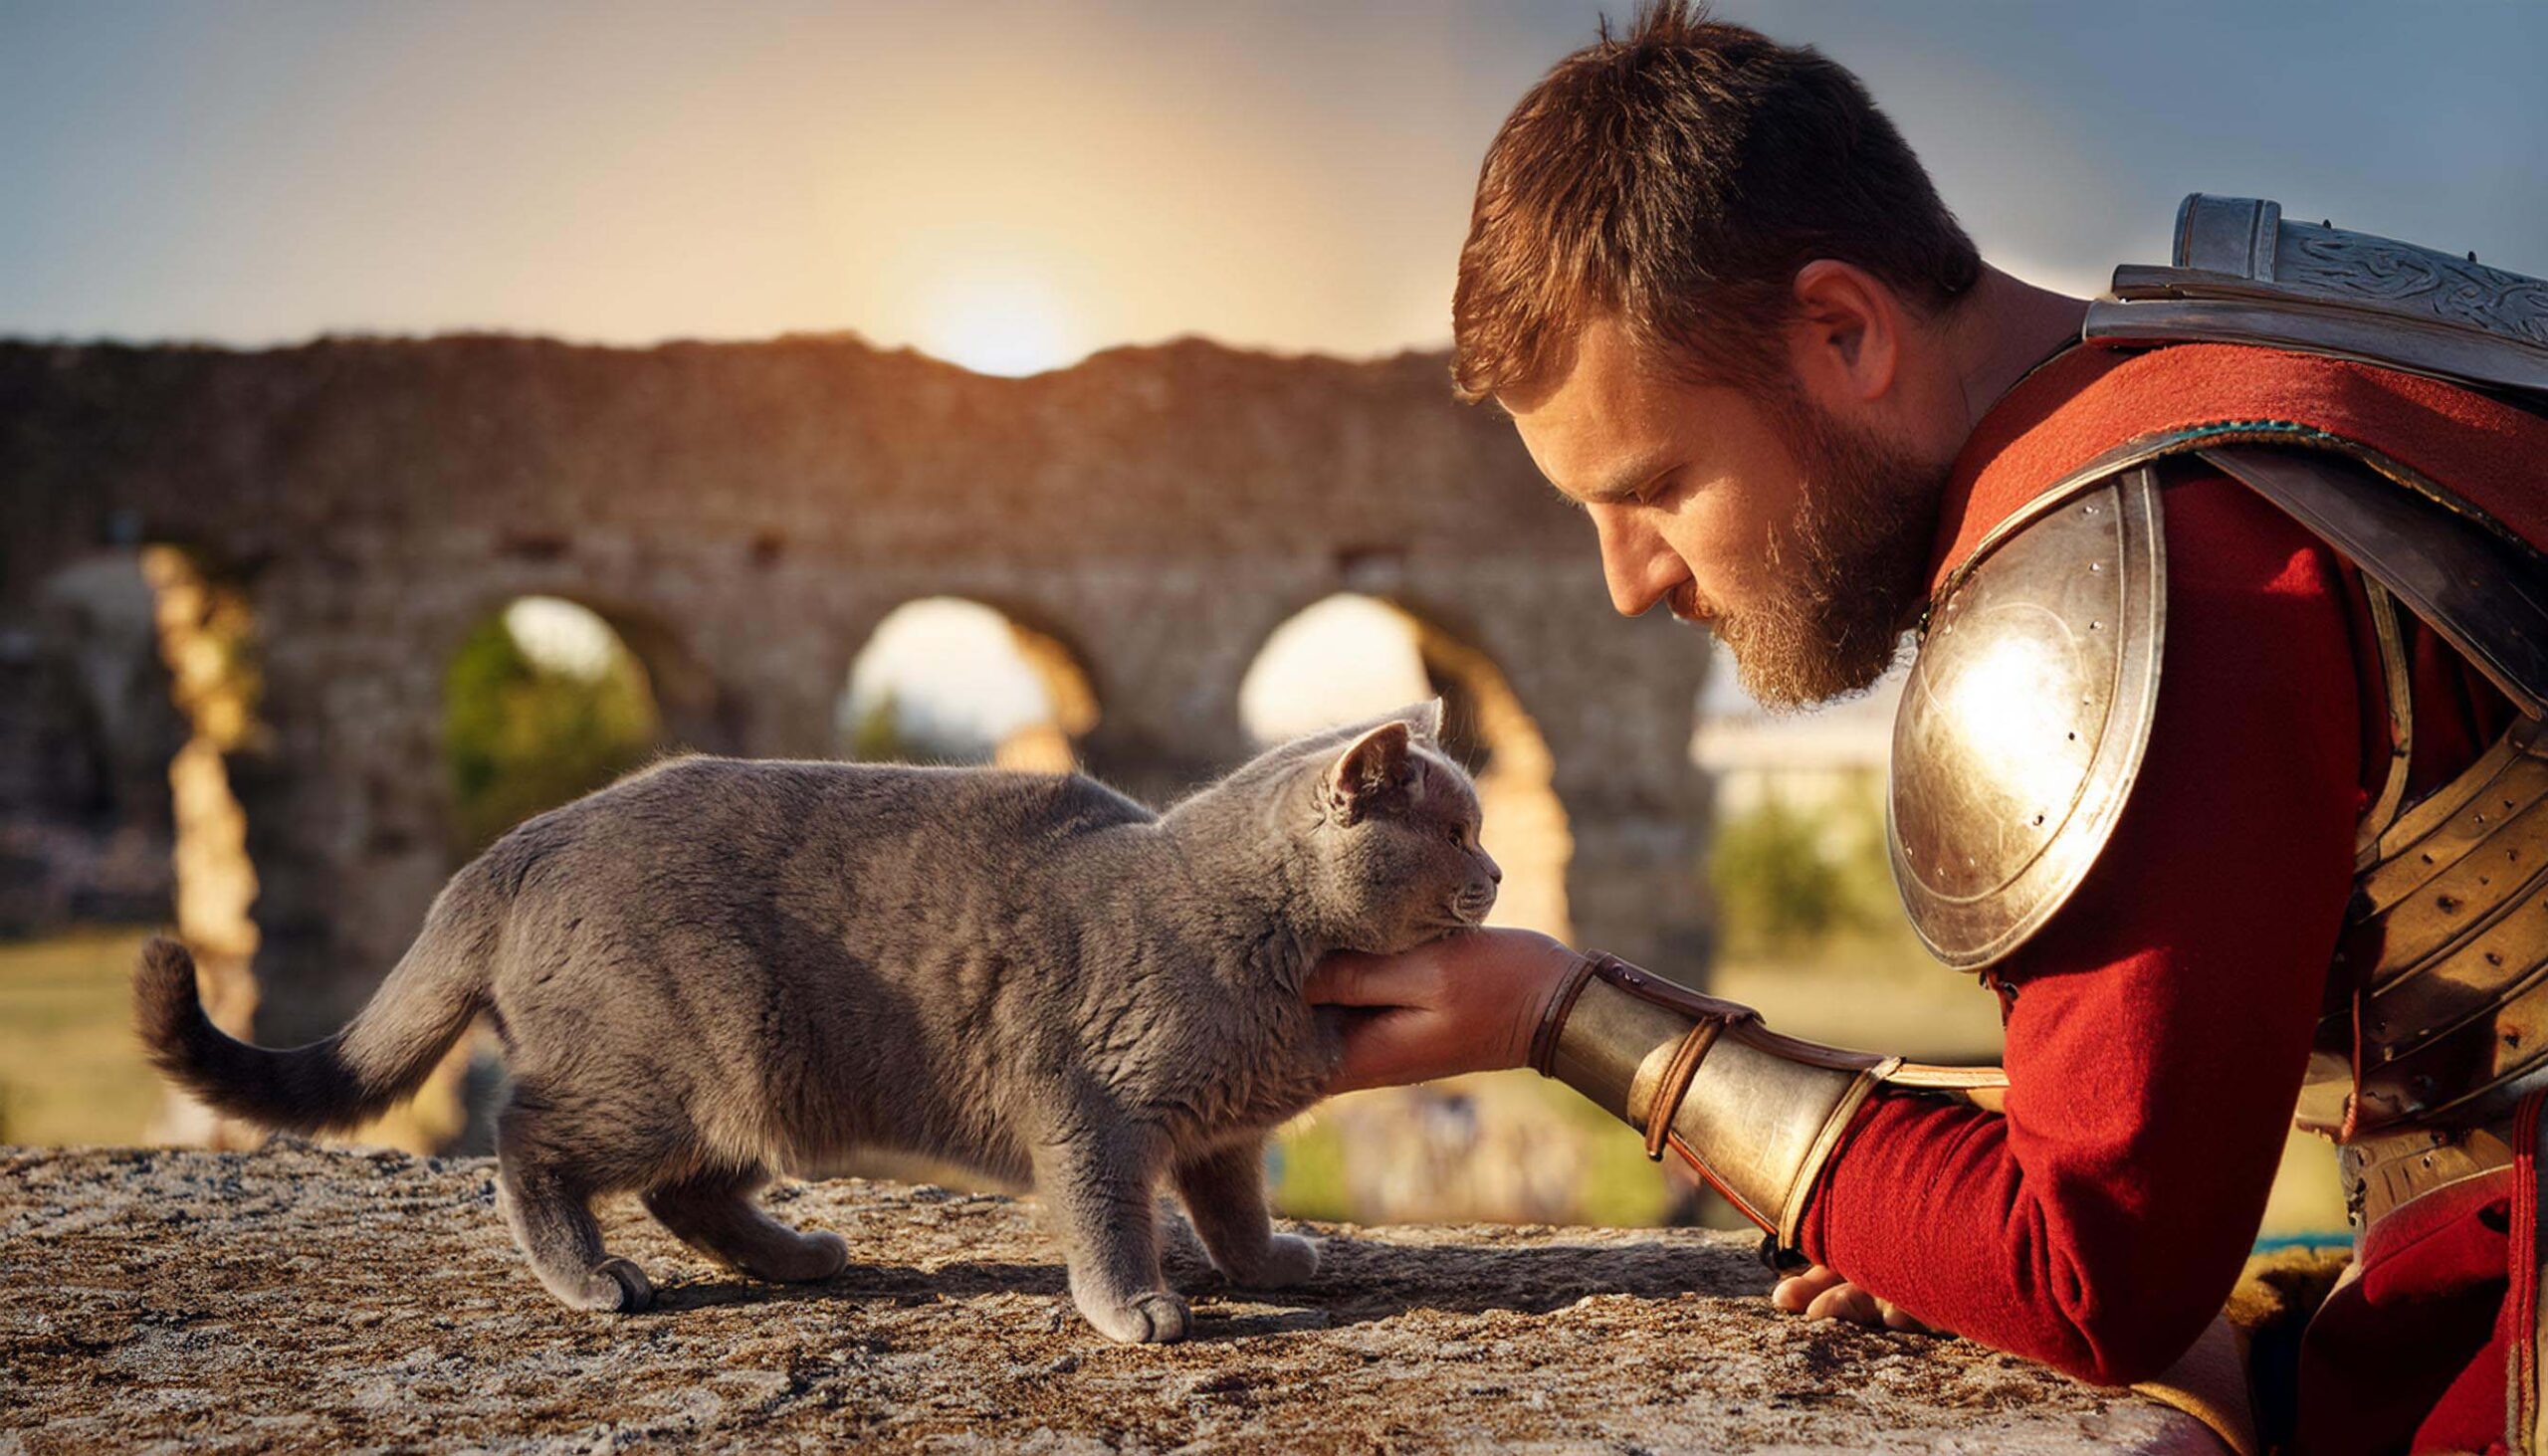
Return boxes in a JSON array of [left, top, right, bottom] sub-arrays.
[[1804, 1282, 1886, 1326], [1304, 950, 1437, 1008], [1771, 1266, 1848, 1314], [1776, 1267, 1945, 1336]]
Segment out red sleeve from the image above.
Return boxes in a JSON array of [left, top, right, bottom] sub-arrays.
[[1798, 472, 2365, 1386]]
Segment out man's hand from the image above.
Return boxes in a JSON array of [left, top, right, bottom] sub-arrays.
[[1771, 1265, 1947, 1335], [1304, 929, 1583, 1093]]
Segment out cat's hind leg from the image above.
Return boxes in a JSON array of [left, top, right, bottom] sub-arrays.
[[643, 1171, 847, 1284], [495, 1109, 653, 1313], [1033, 1126, 1189, 1344], [1172, 1137, 1319, 1289]]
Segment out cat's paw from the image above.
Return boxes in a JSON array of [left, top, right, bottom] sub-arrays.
[[1082, 1289, 1193, 1345], [752, 1228, 848, 1284], [594, 1256, 655, 1313], [1238, 1231, 1321, 1289]]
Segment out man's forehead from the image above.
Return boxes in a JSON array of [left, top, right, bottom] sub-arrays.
[[1504, 320, 1687, 498]]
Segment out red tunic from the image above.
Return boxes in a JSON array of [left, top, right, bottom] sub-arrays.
[[1796, 342, 2545, 1453]]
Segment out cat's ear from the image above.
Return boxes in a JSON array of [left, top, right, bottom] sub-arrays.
[[1405, 698, 1444, 742], [1324, 721, 1412, 826]]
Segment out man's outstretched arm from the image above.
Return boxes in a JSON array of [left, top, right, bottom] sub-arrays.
[[1309, 477, 2365, 1385]]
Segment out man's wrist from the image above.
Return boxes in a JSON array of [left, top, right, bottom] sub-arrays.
[[1527, 950, 1604, 1076]]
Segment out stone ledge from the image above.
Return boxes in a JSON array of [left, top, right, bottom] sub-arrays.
[[0, 1144, 2211, 1453]]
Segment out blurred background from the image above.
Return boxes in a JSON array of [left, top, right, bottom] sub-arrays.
[[8, 0, 2546, 1239]]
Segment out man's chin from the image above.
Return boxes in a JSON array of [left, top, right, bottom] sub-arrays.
[[1716, 623, 1899, 714]]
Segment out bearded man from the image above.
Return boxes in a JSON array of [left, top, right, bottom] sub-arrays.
[[1306, 6, 2548, 1454]]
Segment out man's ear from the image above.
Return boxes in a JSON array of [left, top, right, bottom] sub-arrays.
[[1786, 258, 1902, 406], [1324, 721, 1412, 826]]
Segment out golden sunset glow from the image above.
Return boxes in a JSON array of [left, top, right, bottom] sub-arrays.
[[917, 267, 1084, 378]]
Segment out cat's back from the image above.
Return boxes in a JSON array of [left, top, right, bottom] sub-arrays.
[[490, 755, 1154, 888]]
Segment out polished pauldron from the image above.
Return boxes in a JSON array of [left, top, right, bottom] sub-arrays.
[[1888, 465, 2168, 970], [1535, 953, 2005, 1258]]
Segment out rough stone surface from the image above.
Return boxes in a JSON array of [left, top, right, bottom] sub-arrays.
[[0, 335, 1713, 1045], [0, 1144, 2215, 1453]]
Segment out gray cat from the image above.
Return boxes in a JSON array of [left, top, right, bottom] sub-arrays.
[[135, 702, 1498, 1343]]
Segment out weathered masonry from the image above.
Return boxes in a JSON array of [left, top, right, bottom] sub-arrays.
[[0, 334, 1711, 1047]]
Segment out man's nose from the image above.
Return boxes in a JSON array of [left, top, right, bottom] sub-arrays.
[[1591, 507, 1684, 618]]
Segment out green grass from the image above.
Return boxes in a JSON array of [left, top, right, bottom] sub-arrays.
[[0, 927, 162, 1146]]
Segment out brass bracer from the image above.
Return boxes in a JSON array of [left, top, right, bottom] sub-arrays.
[[1532, 952, 2007, 1261]]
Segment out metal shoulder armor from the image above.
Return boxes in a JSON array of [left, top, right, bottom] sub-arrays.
[[1887, 465, 2168, 969]]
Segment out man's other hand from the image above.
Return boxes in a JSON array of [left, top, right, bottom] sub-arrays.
[[1304, 929, 1582, 1094], [1771, 1264, 1947, 1335]]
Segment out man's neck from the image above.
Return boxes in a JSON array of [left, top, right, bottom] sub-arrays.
[[1946, 266, 2091, 434]]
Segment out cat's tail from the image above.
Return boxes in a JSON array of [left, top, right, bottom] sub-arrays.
[[134, 868, 499, 1135]]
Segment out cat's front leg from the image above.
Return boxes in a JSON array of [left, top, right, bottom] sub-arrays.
[[1032, 1124, 1190, 1344], [1172, 1136, 1320, 1289]]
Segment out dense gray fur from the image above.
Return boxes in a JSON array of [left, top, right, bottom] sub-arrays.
[[135, 702, 1499, 1342]]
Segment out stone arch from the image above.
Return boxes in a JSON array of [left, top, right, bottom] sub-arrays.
[[438, 594, 670, 863], [1238, 592, 1573, 942], [837, 596, 1101, 772]]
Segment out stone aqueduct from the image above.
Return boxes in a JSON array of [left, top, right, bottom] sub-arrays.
[[0, 333, 1711, 1048]]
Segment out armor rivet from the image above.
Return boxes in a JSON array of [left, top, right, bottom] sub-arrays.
[[2421, 853, 2436, 865], [2065, 731, 2078, 742], [2488, 951, 2505, 967], [2090, 621, 2103, 632], [2469, 251, 2479, 264], [2031, 813, 2045, 827], [2083, 504, 2098, 515], [2089, 562, 2103, 573], [2440, 895, 2462, 913], [2508, 1030, 2524, 1049]]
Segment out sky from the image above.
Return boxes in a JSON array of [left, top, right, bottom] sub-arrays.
[[4, 0, 2544, 372]]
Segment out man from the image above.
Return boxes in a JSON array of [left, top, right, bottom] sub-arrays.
[[1307, 6, 2548, 1453]]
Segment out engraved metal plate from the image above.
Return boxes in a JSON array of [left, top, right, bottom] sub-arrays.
[[2084, 194, 2548, 397], [1888, 469, 2167, 969]]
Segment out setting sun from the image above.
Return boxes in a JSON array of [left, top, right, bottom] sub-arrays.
[[917, 269, 1083, 377]]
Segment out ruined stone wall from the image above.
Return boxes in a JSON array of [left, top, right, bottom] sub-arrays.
[[0, 334, 1710, 1044]]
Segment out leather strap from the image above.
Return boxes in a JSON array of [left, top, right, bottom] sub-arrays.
[[1528, 953, 1601, 1078], [1643, 1016, 1730, 1161]]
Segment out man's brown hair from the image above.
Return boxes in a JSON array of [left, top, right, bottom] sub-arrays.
[[1452, 2, 1981, 402]]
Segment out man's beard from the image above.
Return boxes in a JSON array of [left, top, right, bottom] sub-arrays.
[[1711, 393, 1950, 713]]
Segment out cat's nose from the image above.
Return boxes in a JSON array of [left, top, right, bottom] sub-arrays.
[[1481, 855, 1503, 886]]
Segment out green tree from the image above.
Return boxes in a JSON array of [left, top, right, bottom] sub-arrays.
[[443, 611, 661, 859], [1707, 777, 1895, 958]]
